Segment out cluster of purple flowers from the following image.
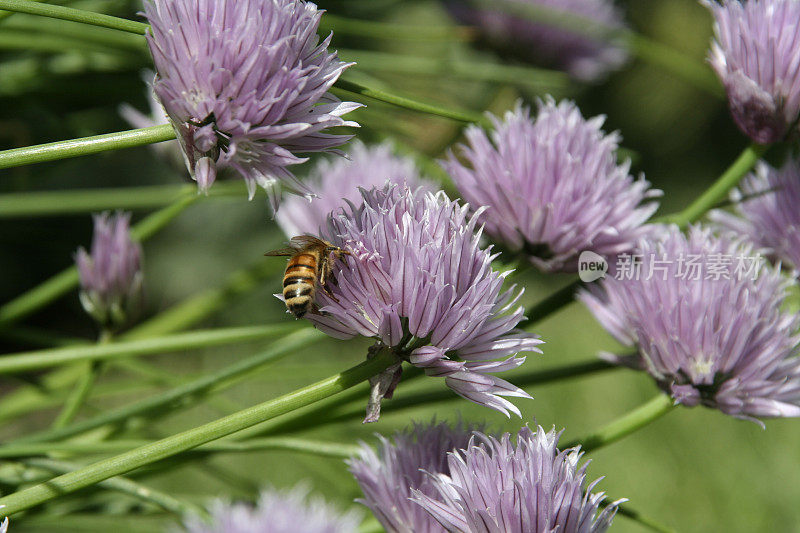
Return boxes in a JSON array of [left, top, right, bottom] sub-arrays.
[[705, 0, 800, 143], [306, 184, 543, 418], [580, 225, 800, 422], [144, 0, 360, 210], [445, 0, 629, 81], [182, 485, 361, 533], [75, 212, 143, 327], [443, 99, 661, 272], [115, 0, 800, 530], [349, 422, 622, 532]]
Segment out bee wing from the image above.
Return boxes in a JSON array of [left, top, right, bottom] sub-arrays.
[[290, 234, 330, 248], [264, 246, 297, 257]]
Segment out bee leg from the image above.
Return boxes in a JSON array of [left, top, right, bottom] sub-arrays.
[[318, 260, 341, 303]]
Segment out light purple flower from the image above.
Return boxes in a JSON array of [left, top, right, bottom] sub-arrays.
[[75, 212, 143, 327], [182, 485, 361, 533], [276, 141, 431, 237], [710, 159, 800, 272], [446, 0, 628, 81], [307, 185, 543, 417], [348, 421, 477, 533], [444, 99, 661, 273], [144, 0, 361, 210], [705, 0, 800, 144], [411, 425, 623, 533], [579, 225, 800, 422]]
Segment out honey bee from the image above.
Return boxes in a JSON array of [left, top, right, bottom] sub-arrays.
[[265, 235, 350, 318]]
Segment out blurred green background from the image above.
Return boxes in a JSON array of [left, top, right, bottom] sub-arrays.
[[1, 0, 798, 531]]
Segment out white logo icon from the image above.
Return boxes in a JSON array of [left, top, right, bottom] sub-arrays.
[[578, 251, 607, 282]]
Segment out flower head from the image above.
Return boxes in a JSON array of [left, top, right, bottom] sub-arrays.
[[705, 0, 800, 143], [277, 141, 431, 236], [579, 225, 800, 422], [307, 185, 543, 417], [348, 421, 477, 533], [411, 425, 622, 533], [446, 0, 628, 81], [182, 485, 361, 533], [144, 0, 360, 210], [710, 159, 800, 272], [444, 99, 661, 273], [75, 212, 143, 327]]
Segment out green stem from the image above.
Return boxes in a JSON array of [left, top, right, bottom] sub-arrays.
[[259, 359, 617, 436], [21, 458, 204, 517], [0, 324, 296, 375], [0, 182, 244, 218], [0, 437, 360, 460], [0, 194, 196, 329], [0, 0, 148, 34], [657, 143, 769, 227], [13, 329, 322, 445], [51, 330, 113, 429], [333, 79, 485, 125], [0, 124, 175, 170], [525, 280, 583, 324], [338, 49, 568, 89], [563, 394, 676, 452], [0, 348, 397, 515]]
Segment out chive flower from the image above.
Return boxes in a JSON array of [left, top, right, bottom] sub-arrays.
[[75, 212, 143, 327], [307, 185, 543, 418], [710, 159, 800, 272], [413, 426, 623, 533], [705, 0, 800, 143], [144, 0, 361, 210], [445, 0, 628, 81], [444, 99, 661, 272], [579, 225, 800, 423], [182, 485, 361, 533], [276, 140, 431, 236], [348, 421, 477, 532]]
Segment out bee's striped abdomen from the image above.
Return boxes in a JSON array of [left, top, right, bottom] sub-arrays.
[[282, 252, 318, 318]]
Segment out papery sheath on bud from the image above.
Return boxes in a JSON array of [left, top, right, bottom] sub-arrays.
[[710, 159, 800, 272], [579, 225, 800, 423], [306, 185, 543, 419], [277, 140, 431, 237], [75, 212, 143, 327], [182, 485, 361, 533], [412, 425, 623, 533], [143, 0, 361, 210], [444, 99, 661, 272], [348, 421, 477, 532], [445, 0, 628, 81], [705, 0, 800, 143]]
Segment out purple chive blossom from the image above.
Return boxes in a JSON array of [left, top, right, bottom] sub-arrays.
[[348, 421, 478, 533], [182, 485, 361, 533], [144, 0, 361, 210], [412, 426, 623, 533], [705, 0, 800, 144], [579, 225, 800, 423], [75, 212, 143, 327], [710, 159, 800, 272], [446, 0, 628, 81], [307, 185, 543, 418], [276, 140, 432, 237], [444, 99, 661, 273]]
